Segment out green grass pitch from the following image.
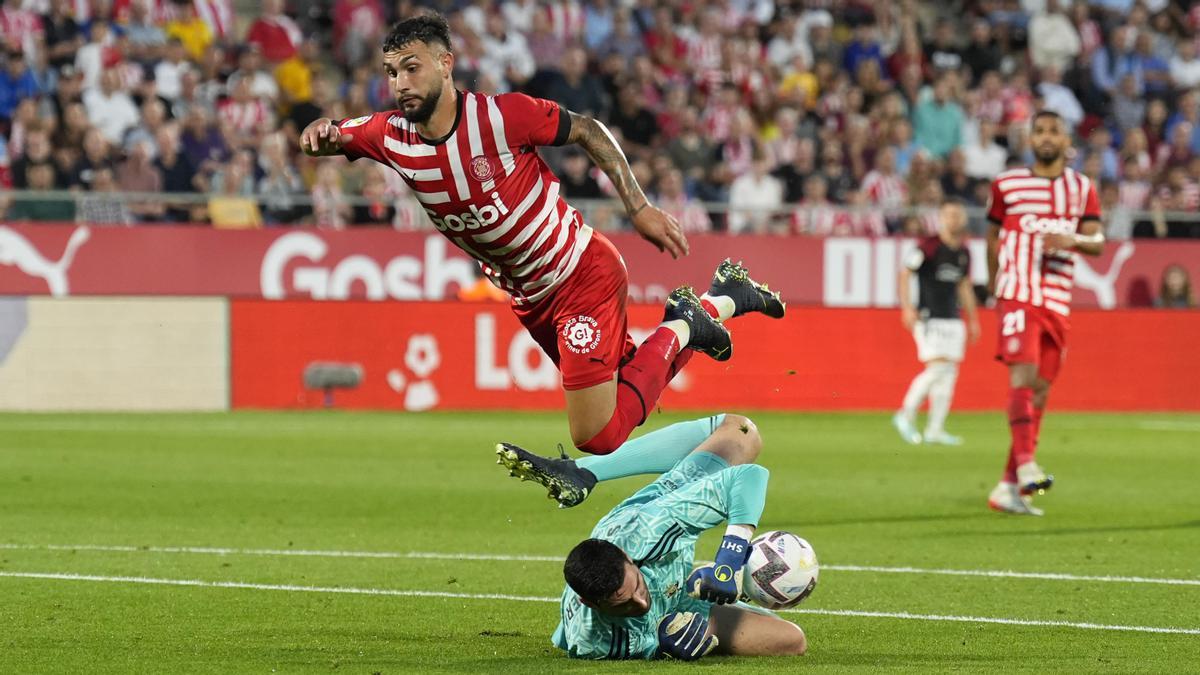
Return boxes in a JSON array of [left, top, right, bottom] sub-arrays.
[[1, 410, 1198, 673]]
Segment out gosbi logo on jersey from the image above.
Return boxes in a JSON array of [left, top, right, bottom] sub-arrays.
[[1018, 214, 1078, 234], [562, 315, 601, 354], [469, 155, 495, 182], [424, 192, 510, 233]]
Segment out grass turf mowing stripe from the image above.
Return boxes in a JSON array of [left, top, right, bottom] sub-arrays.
[[4, 543, 1199, 587], [2, 570, 1199, 636]]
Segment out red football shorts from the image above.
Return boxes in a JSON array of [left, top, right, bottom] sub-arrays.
[[512, 232, 636, 391], [994, 300, 1069, 383]]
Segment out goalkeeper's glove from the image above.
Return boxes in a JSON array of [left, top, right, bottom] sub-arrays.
[[656, 611, 718, 661], [687, 534, 749, 604]]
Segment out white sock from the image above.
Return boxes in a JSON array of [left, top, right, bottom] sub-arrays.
[[900, 366, 938, 420], [662, 319, 690, 349], [700, 293, 736, 323], [925, 362, 959, 435]]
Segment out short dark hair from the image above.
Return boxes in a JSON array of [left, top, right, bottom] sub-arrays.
[[1033, 109, 1064, 124], [383, 13, 452, 54], [564, 539, 627, 604]]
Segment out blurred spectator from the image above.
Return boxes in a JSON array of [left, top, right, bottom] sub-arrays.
[[165, 0, 214, 62], [534, 46, 606, 119], [77, 166, 133, 224], [0, 0, 43, 60], [925, 18, 963, 75], [312, 160, 349, 228], [42, 0, 84, 72], [211, 148, 256, 196], [155, 38, 190, 103], [180, 107, 227, 175], [1166, 91, 1200, 157], [607, 82, 658, 155], [1156, 122, 1195, 172], [257, 131, 302, 224], [559, 148, 604, 200], [526, 7, 567, 70], [963, 118, 1007, 180], [913, 73, 963, 160], [124, 98, 169, 159], [1118, 156, 1151, 210], [0, 48, 38, 123], [861, 146, 908, 212], [665, 108, 715, 190], [1110, 72, 1145, 133], [941, 149, 977, 204], [1170, 39, 1200, 91], [126, 1, 167, 64], [84, 69, 139, 145], [1090, 25, 1139, 103], [775, 137, 816, 203], [655, 167, 711, 234], [843, 22, 884, 78], [245, 0, 302, 64], [728, 153, 783, 234], [962, 19, 1001, 85], [479, 12, 536, 93], [1134, 31, 1171, 100], [819, 142, 855, 204], [502, 0, 538, 35], [116, 139, 166, 222], [1155, 264, 1196, 309], [333, 0, 386, 68], [229, 43, 279, 103], [351, 165, 396, 227], [276, 38, 318, 118], [7, 160, 73, 221], [154, 125, 199, 222], [790, 173, 837, 235], [1028, 0, 1080, 73], [1078, 126, 1119, 182], [217, 76, 272, 149], [1037, 65, 1084, 131], [10, 124, 52, 188]]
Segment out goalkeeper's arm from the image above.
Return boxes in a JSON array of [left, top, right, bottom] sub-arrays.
[[687, 464, 771, 605]]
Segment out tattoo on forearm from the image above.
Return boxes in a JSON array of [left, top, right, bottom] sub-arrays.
[[570, 113, 648, 215]]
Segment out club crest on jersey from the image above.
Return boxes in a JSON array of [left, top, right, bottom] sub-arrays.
[[562, 315, 601, 354], [1007, 337, 1022, 354], [469, 155, 495, 182]]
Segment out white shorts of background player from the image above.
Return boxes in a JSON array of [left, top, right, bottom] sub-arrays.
[[913, 318, 966, 363]]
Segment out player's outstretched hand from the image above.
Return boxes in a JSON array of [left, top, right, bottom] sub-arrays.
[[631, 204, 689, 259], [687, 562, 744, 605], [656, 611, 718, 661], [300, 118, 353, 157], [1042, 233, 1076, 254]]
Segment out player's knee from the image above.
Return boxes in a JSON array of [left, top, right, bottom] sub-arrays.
[[784, 625, 807, 656], [722, 414, 762, 462]]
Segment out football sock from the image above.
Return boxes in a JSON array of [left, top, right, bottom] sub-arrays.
[[577, 327, 682, 454], [577, 414, 727, 482], [1003, 452, 1018, 483], [661, 319, 691, 349], [1007, 386, 1036, 467], [900, 366, 939, 421], [700, 294, 736, 323], [725, 464, 770, 526], [1032, 406, 1045, 451], [925, 362, 959, 435]]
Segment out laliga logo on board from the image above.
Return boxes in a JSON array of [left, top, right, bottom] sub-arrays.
[[0, 225, 91, 297], [1018, 214, 1078, 234]]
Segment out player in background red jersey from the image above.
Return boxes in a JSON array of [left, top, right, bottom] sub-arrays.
[[985, 110, 1105, 516], [300, 15, 785, 482]]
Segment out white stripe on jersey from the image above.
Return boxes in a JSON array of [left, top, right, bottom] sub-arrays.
[[412, 190, 451, 205], [997, 177, 1052, 191], [473, 176, 545, 244], [406, 167, 445, 182], [1030, 233, 1043, 306], [1066, 172, 1080, 215], [1053, 177, 1067, 215], [1042, 287, 1072, 302], [1044, 273, 1073, 288], [501, 183, 562, 264], [444, 134, 472, 201], [383, 134, 439, 157], [463, 95, 497, 192], [1004, 189, 1052, 204], [513, 215, 572, 278], [1009, 202, 1053, 214], [1015, 231, 1030, 303], [1044, 299, 1071, 316], [485, 97, 516, 177]]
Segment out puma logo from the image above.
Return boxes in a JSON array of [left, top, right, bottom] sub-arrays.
[[0, 225, 91, 297], [1073, 241, 1135, 309]]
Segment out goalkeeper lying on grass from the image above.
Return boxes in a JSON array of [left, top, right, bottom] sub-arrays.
[[498, 414, 807, 660]]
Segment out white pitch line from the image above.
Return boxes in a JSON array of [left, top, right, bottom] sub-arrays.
[[1, 570, 1198, 637], [3, 543, 1198, 587]]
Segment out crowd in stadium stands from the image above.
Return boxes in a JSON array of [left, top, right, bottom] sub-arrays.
[[2, 0, 1200, 238]]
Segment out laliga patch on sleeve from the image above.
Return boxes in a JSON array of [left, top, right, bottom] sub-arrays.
[[339, 115, 372, 128]]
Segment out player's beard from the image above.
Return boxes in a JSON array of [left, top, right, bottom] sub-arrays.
[[399, 86, 442, 125], [1033, 144, 1063, 166]]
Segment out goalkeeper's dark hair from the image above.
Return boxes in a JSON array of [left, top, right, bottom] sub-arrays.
[[564, 539, 627, 604], [383, 13, 452, 54]]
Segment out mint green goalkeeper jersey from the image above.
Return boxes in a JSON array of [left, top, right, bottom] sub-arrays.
[[553, 451, 757, 660]]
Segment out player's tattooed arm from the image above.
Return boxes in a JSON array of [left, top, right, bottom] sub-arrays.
[[567, 111, 689, 258]]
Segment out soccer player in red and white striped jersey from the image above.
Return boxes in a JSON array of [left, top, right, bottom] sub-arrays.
[[985, 110, 1105, 516], [300, 14, 785, 472]]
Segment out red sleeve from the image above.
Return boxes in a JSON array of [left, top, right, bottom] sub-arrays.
[[334, 112, 395, 165], [987, 179, 1006, 224], [1083, 180, 1102, 221], [495, 93, 572, 147]]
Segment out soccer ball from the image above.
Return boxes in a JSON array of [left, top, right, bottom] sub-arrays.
[[741, 530, 819, 610]]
